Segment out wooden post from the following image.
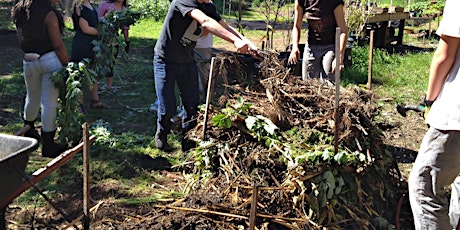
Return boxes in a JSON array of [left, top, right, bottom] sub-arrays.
[[368, 30, 374, 90], [249, 184, 258, 230], [82, 123, 90, 229], [334, 27, 341, 154], [202, 57, 216, 141]]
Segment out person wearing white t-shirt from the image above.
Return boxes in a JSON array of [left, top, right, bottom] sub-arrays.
[[194, 33, 213, 104], [408, 0, 460, 229]]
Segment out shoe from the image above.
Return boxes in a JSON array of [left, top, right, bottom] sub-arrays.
[[155, 133, 174, 152], [149, 100, 159, 112], [90, 100, 110, 109]]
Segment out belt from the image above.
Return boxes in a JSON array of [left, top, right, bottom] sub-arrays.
[[24, 53, 41, 62]]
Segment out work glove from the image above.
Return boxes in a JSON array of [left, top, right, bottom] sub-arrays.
[[422, 96, 434, 120], [125, 41, 130, 53]]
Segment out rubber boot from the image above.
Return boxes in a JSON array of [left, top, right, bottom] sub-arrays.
[[41, 130, 68, 158], [23, 120, 40, 143]]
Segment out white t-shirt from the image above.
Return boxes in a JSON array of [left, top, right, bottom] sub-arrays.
[[195, 33, 213, 49], [426, 0, 460, 130]]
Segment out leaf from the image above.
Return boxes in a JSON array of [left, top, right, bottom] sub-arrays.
[[245, 116, 257, 130]]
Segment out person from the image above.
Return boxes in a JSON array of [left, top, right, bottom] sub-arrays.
[[153, 0, 261, 151], [194, 33, 213, 104], [11, 0, 69, 157], [287, 0, 348, 81], [97, 0, 130, 93], [408, 0, 460, 229], [70, 0, 109, 109], [150, 33, 212, 112]]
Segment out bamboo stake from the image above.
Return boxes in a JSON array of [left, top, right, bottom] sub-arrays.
[[334, 27, 341, 154], [367, 30, 374, 90], [202, 57, 216, 141], [82, 123, 90, 229]]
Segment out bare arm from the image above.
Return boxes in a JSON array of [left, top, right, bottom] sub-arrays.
[[288, 2, 303, 65], [76, 7, 98, 35], [426, 35, 460, 101], [188, 9, 250, 53], [45, 11, 69, 65], [333, 4, 348, 71]]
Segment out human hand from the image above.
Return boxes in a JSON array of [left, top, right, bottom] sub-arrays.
[[125, 41, 130, 53], [332, 59, 344, 73], [234, 40, 249, 54], [287, 48, 300, 66]]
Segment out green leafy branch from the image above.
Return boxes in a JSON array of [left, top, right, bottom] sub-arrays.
[[51, 59, 97, 145], [93, 9, 141, 78]]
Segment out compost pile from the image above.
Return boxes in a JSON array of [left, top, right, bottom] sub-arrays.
[[123, 53, 408, 229]]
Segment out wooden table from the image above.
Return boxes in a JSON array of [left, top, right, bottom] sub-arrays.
[[364, 11, 410, 48]]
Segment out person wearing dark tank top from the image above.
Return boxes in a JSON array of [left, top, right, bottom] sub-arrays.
[[11, 0, 69, 157], [288, 0, 348, 81]]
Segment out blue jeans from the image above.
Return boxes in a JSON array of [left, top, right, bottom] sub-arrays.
[[23, 51, 62, 132], [153, 55, 199, 137], [409, 127, 460, 230]]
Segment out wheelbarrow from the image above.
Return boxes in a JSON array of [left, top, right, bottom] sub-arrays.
[[0, 134, 38, 230]]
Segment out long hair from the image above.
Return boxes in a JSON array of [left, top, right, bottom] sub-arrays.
[[11, 0, 33, 23], [11, 0, 65, 33]]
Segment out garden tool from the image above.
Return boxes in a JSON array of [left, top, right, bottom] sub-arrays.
[[396, 103, 426, 117]]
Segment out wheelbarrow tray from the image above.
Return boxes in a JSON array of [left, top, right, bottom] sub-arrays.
[[0, 134, 38, 200]]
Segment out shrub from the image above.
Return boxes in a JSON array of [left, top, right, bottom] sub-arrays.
[[129, 0, 170, 20]]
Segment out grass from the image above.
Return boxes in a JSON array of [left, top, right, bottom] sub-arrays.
[[0, 4, 437, 223]]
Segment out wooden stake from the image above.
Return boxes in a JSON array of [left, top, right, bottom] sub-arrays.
[[367, 30, 374, 90], [334, 27, 341, 154], [82, 123, 90, 229], [202, 57, 216, 141], [249, 184, 258, 230]]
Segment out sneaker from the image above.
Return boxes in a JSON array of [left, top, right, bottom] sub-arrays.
[[149, 100, 159, 112]]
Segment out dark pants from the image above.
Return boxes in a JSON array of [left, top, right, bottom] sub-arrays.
[[153, 55, 199, 137]]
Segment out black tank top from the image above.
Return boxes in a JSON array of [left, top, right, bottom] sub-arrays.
[[17, 0, 55, 55]]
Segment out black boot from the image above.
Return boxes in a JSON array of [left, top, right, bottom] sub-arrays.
[[41, 130, 68, 158], [155, 130, 174, 152], [23, 120, 40, 143]]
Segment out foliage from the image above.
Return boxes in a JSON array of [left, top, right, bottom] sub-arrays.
[[93, 9, 141, 79], [345, 0, 369, 38], [410, 1, 445, 16], [128, 0, 170, 20], [51, 59, 97, 145], [211, 96, 251, 129]]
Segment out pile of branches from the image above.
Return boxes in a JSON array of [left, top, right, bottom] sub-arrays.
[[139, 52, 406, 229]]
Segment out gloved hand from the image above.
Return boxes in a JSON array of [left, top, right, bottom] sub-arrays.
[[422, 96, 434, 120], [125, 41, 130, 53]]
